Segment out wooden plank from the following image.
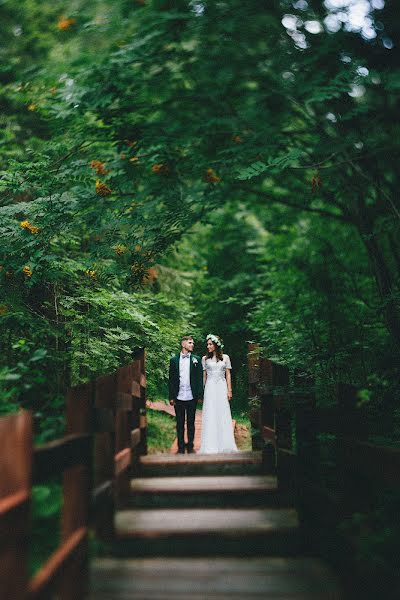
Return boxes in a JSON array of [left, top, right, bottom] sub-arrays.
[[0, 412, 32, 498], [92, 480, 113, 507], [95, 373, 117, 409], [262, 425, 277, 446], [65, 382, 94, 435], [94, 408, 115, 433], [342, 437, 400, 487], [0, 491, 30, 538], [116, 507, 298, 534], [33, 434, 92, 483], [90, 557, 343, 599], [131, 380, 141, 399], [130, 475, 277, 493], [94, 372, 116, 541], [60, 463, 91, 599], [0, 412, 32, 600], [116, 392, 133, 410], [115, 508, 301, 556], [117, 364, 134, 395], [115, 448, 131, 477], [140, 451, 261, 465], [131, 428, 141, 449], [28, 528, 87, 600]]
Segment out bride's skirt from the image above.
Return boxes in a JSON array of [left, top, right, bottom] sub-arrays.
[[199, 378, 238, 454]]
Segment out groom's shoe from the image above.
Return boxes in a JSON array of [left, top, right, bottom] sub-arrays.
[[176, 448, 185, 454], [187, 447, 196, 454]]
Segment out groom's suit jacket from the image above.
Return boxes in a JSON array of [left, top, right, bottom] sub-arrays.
[[168, 353, 204, 400]]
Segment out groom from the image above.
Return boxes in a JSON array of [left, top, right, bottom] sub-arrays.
[[169, 335, 203, 453]]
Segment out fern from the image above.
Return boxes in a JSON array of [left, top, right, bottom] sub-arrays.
[[236, 149, 303, 180]]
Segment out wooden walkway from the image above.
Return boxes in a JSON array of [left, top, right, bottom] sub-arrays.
[[147, 401, 235, 453], [90, 451, 343, 598]]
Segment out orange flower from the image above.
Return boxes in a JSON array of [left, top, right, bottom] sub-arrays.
[[151, 163, 169, 175], [20, 220, 40, 234], [114, 244, 127, 256], [90, 160, 108, 175], [95, 180, 111, 196], [204, 168, 221, 184], [85, 269, 97, 280], [57, 16, 76, 31], [233, 135, 243, 144], [22, 266, 32, 278]]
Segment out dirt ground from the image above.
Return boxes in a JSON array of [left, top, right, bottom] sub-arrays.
[[234, 422, 252, 451]]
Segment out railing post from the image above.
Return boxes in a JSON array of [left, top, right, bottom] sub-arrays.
[[259, 358, 276, 473], [336, 383, 361, 513], [294, 372, 318, 522], [274, 365, 292, 495], [248, 344, 263, 451], [93, 373, 117, 541], [61, 383, 94, 599], [139, 348, 148, 456], [0, 412, 32, 600]]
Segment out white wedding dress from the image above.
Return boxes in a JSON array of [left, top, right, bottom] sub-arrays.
[[199, 354, 238, 454]]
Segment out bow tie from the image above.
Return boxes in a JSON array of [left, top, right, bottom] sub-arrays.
[[181, 354, 190, 359]]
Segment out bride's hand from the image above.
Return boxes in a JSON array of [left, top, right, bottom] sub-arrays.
[[228, 391, 232, 401]]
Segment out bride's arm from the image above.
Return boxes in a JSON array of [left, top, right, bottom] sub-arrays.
[[226, 366, 232, 401], [202, 356, 207, 387]]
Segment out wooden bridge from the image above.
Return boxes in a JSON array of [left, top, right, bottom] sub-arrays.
[[1, 345, 399, 598]]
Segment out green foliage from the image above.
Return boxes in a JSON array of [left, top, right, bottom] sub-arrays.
[[29, 482, 62, 576], [146, 409, 177, 454]]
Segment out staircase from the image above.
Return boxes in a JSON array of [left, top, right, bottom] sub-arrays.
[[90, 451, 343, 598]]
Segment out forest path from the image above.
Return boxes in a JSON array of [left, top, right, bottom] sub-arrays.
[[147, 400, 235, 452]]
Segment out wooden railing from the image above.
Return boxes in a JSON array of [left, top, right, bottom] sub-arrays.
[[248, 343, 400, 516], [0, 348, 147, 600]]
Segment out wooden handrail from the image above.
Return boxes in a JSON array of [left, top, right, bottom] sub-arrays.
[[0, 347, 147, 600], [248, 343, 400, 494]]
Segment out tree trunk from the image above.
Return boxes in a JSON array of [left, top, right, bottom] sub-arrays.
[[356, 200, 400, 348]]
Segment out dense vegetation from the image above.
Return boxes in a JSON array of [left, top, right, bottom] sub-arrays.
[[1, 0, 399, 439], [1, 0, 399, 592]]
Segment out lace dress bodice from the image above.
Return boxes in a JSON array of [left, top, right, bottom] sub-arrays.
[[202, 355, 232, 383]]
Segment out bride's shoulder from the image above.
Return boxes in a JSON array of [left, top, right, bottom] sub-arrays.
[[223, 353, 230, 360]]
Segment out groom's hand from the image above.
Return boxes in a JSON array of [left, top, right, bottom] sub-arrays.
[[169, 399, 175, 406]]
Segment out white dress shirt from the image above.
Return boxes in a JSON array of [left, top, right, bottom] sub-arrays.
[[177, 353, 193, 401]]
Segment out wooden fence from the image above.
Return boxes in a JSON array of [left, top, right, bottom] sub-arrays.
[[0, 348, 147, 600], [248, 343, 400, 520]]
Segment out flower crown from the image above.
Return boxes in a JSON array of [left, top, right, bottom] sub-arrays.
[[206, 333, 224, 349]]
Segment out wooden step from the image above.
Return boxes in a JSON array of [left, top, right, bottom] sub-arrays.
[[90, 556, 343, 599], [114, 507, 301, 556], [129, 475, 282, 508], [138, 451, 263, 477]]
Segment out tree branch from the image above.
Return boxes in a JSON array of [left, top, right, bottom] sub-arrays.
[[239, 186, 354, 224]]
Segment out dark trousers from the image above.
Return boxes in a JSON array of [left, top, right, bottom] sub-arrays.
[[174, 399, 197, 451]]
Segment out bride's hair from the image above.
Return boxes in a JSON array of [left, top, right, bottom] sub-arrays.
[[206, 335, 224, 362]]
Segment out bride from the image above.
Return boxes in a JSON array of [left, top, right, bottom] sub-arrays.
[[199, 334, 238, 454]]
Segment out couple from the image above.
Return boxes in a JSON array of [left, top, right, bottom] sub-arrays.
[[168, 334, 238, 454]]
